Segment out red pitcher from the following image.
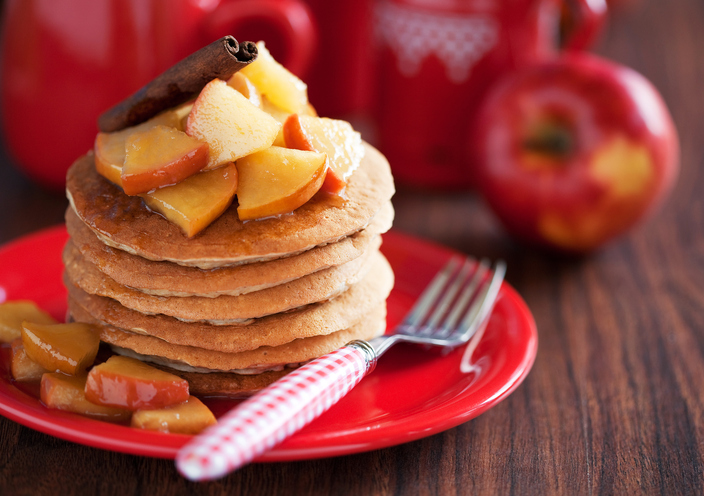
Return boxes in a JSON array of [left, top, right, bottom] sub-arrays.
[[373, 0, 606, 189]]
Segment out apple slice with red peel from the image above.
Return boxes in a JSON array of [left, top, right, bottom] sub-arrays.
[[11, 338, 48, 382], [236, 146, 327, 221], [120, 125, 209, 195], [0, 300, 56, 343], [284, 114, 364, 195], [21, 322, 100, 375], [227, 72, 261, 107], [93, 135, 125, 186], [141, 162, 238, 237], [186, 78, 280, 170], [41, 373, 132, 422], [94, 110, 183, 187], [240, 41, 308, 114], [260, 96, 290, 147], [85, 355, 189, 411], [261, 96, 317, 147], [131, 396, 217, 434]]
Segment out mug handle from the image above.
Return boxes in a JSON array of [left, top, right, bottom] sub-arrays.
[[562, 0, 608, 51], [203, 0, 318, 77]]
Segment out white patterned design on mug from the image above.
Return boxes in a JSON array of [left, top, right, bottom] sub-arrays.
[[375, 1, 499, 84]]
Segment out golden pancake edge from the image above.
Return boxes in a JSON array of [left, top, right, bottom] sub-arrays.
[[64, 239, 381, 323], [65, 202, 393, 297], [70, 304, 387, 372], [65, 251, 394, 353]]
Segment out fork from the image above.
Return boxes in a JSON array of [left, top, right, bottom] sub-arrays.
[[176, 256, 507, 481]]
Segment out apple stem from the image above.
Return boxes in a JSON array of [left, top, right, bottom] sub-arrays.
[[523, 125, 574, 159]]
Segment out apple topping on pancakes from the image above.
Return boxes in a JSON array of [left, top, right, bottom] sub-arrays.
[[92, 41, 366, 238], [55, 35, 396, 429]]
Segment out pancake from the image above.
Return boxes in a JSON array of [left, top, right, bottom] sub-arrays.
[[65, 202, 394, 297], [66, 252, 394, 353], [63, 238, 379, 322], [66, 142, 394, 268], [74, 303, 386, 372], [150, 365, 291, 398]]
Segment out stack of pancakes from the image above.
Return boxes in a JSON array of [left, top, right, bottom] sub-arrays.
[[63, 142, 395, 397]]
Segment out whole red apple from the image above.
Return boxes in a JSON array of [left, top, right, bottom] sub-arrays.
[[473, 53, 679, 252]]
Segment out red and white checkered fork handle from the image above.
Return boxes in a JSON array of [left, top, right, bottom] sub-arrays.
[[176, 343, 375, 481]]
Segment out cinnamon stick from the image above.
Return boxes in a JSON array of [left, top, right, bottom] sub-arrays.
[[98, 36, 257, 132]]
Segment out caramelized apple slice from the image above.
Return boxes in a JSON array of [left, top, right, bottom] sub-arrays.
[[131, 396, 217, 434], [173, 102, 194, 131], [141, 162, 238, 237], [11, 338, 48, 381], [93, 138, 124, 186], [121, 125, 209, 195], [236, 146, 326, 220], [260, 97, 290, 147], [227, 72, 261, 107], [21, 322, 100, 375], [85, 355, 189, 411], [284, 114, 364, 195], [240, 41, 308, 113], [260, 96, 289, 120], [94, 110, 183, 186], [41, 373, 131, 422], [186, 78, 280, 170], [305, 103, 318, 117], [260, 96, 317, 148], [0, 300, 56, 343]]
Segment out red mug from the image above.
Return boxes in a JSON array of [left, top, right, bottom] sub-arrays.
[[373, 0, 607, 190], [0, 0, 317, 190]]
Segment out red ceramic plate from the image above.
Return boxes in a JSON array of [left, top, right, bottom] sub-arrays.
[[0, 226, 537, 461]]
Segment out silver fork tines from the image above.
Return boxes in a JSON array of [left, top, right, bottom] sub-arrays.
[[437, 259, 490, 338], [456, 260, 506, 341], [369, 256, 506, 357], [403, 257, 462, 329], [422, 258, 476, 334]]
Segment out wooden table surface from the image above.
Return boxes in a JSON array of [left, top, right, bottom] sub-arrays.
[[1, 1, 703, 494]]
